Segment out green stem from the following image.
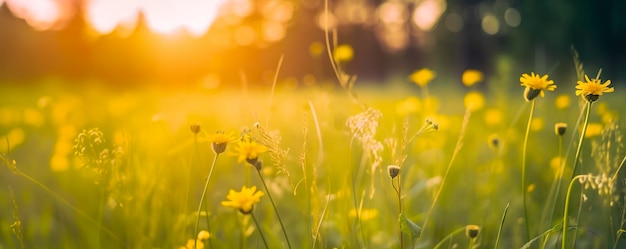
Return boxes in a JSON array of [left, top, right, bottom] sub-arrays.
[[432, 226, 465, 249], [494, 203, 510, 249], [522, 100, 536, 241], [251, 212, 270, 249], [256, 169, 292, 249], [562, 175, 586, 249], [570, 102, 591, 181], [96, 181, 106, 249], [394, 176, 403, 249], [194, 153, 219, 249], [420, 108, 471, 239], [540, 136, 564, 249]]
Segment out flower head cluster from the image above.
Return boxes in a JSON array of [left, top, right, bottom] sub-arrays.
[[578, 173, 612, 196], [221, 186, 264, 214], [347, 108, 384, 172], [409, 68, 436, 87], [520, 72, 556, 101], [575, 74, 614, 103]]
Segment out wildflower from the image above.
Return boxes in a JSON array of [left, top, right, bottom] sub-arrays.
[[487, 134, 500, 150], [519, 72, 556, 101], [555, 94, 570, 110], [209, 131, 235, 154], [531, 118, 544, 132], [333, 44, 354, 62], [409, 68, 436, 87], [462, 69, 484, 87], [584, 123, 603, 138], [348, 208, 379, 221], [387, 165, 401, 179], [555, 123, 567, 136], [395, 97, 422, 117], [190, 123, 201, 135], [234, 139, 267, 165], [465, 225, 480, 239], [185, 239, 204, 249], [575, 74, 614, 103], [464, 91, 485, 111], [484, 109, 503, 127], [221, 186, 264, 214], [550, 156, 564, 173], [197, 230, 211, 240]]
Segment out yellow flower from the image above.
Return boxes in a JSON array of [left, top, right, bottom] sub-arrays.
[[185, 239, 204, 249], [221, 186, 264, 214], [462, 69, 484, 87], [409, 68, 436, 87], [531, 118, 544, 132], [197, 230, 211, 240], [519, 72, 556, 101], [484, 109, 503, 127], [465, 225, 480, 239], [234, 139, 267, 165], [584, 123, 603, 138], [348, 208, 379, 221], [554, 122, 567, 136], [487, 134, 501, 150], [395, 97, 422, 117], [209, 131, 235, 154], [464, 91, 485, 112], [575, 74, 614, 102], [333, 44, 354, 62], [555, 94, 570, 110]]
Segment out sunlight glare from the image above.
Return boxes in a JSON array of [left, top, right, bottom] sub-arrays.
[[412, 0, 446, 31], [5, 0, 61, 30], [85, 0, 227, 36], [86, 0, 141, 34]]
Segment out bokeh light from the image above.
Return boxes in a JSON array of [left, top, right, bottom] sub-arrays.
[[4, 0, 65, 30], [412, 0, 446, 31], [504, 8, 521, 27], [481, 14, 499, 35], [445, 13, 463, 32]]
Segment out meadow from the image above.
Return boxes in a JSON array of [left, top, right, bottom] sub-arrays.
[[0, 55, 625, 249]]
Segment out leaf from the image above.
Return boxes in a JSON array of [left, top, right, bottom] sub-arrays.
[[399, 213, 422, 239]]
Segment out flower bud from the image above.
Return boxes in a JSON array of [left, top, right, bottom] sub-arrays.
[[387, 165, 401, 179], [524, 87, 541, 102], [554, 123, 567, 136], [466, 225, 480, 239], [190, 123, 201, 134]]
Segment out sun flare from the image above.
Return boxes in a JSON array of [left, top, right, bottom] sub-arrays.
[[86, 0, 228, 36]]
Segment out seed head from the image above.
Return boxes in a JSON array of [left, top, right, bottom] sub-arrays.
[[387, 165, 401, 179]]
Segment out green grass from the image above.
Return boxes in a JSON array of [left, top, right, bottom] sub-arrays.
[[0, 74, 624, 248]]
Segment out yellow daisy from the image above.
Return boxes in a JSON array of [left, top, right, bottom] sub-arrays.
[[519, 72, 556, 101], [409, 68, 436, 87], [208, 131, 235, 154], [234, 139, 267, 165], [221, 186, 264, 214], [575, 74, 614, 102]]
